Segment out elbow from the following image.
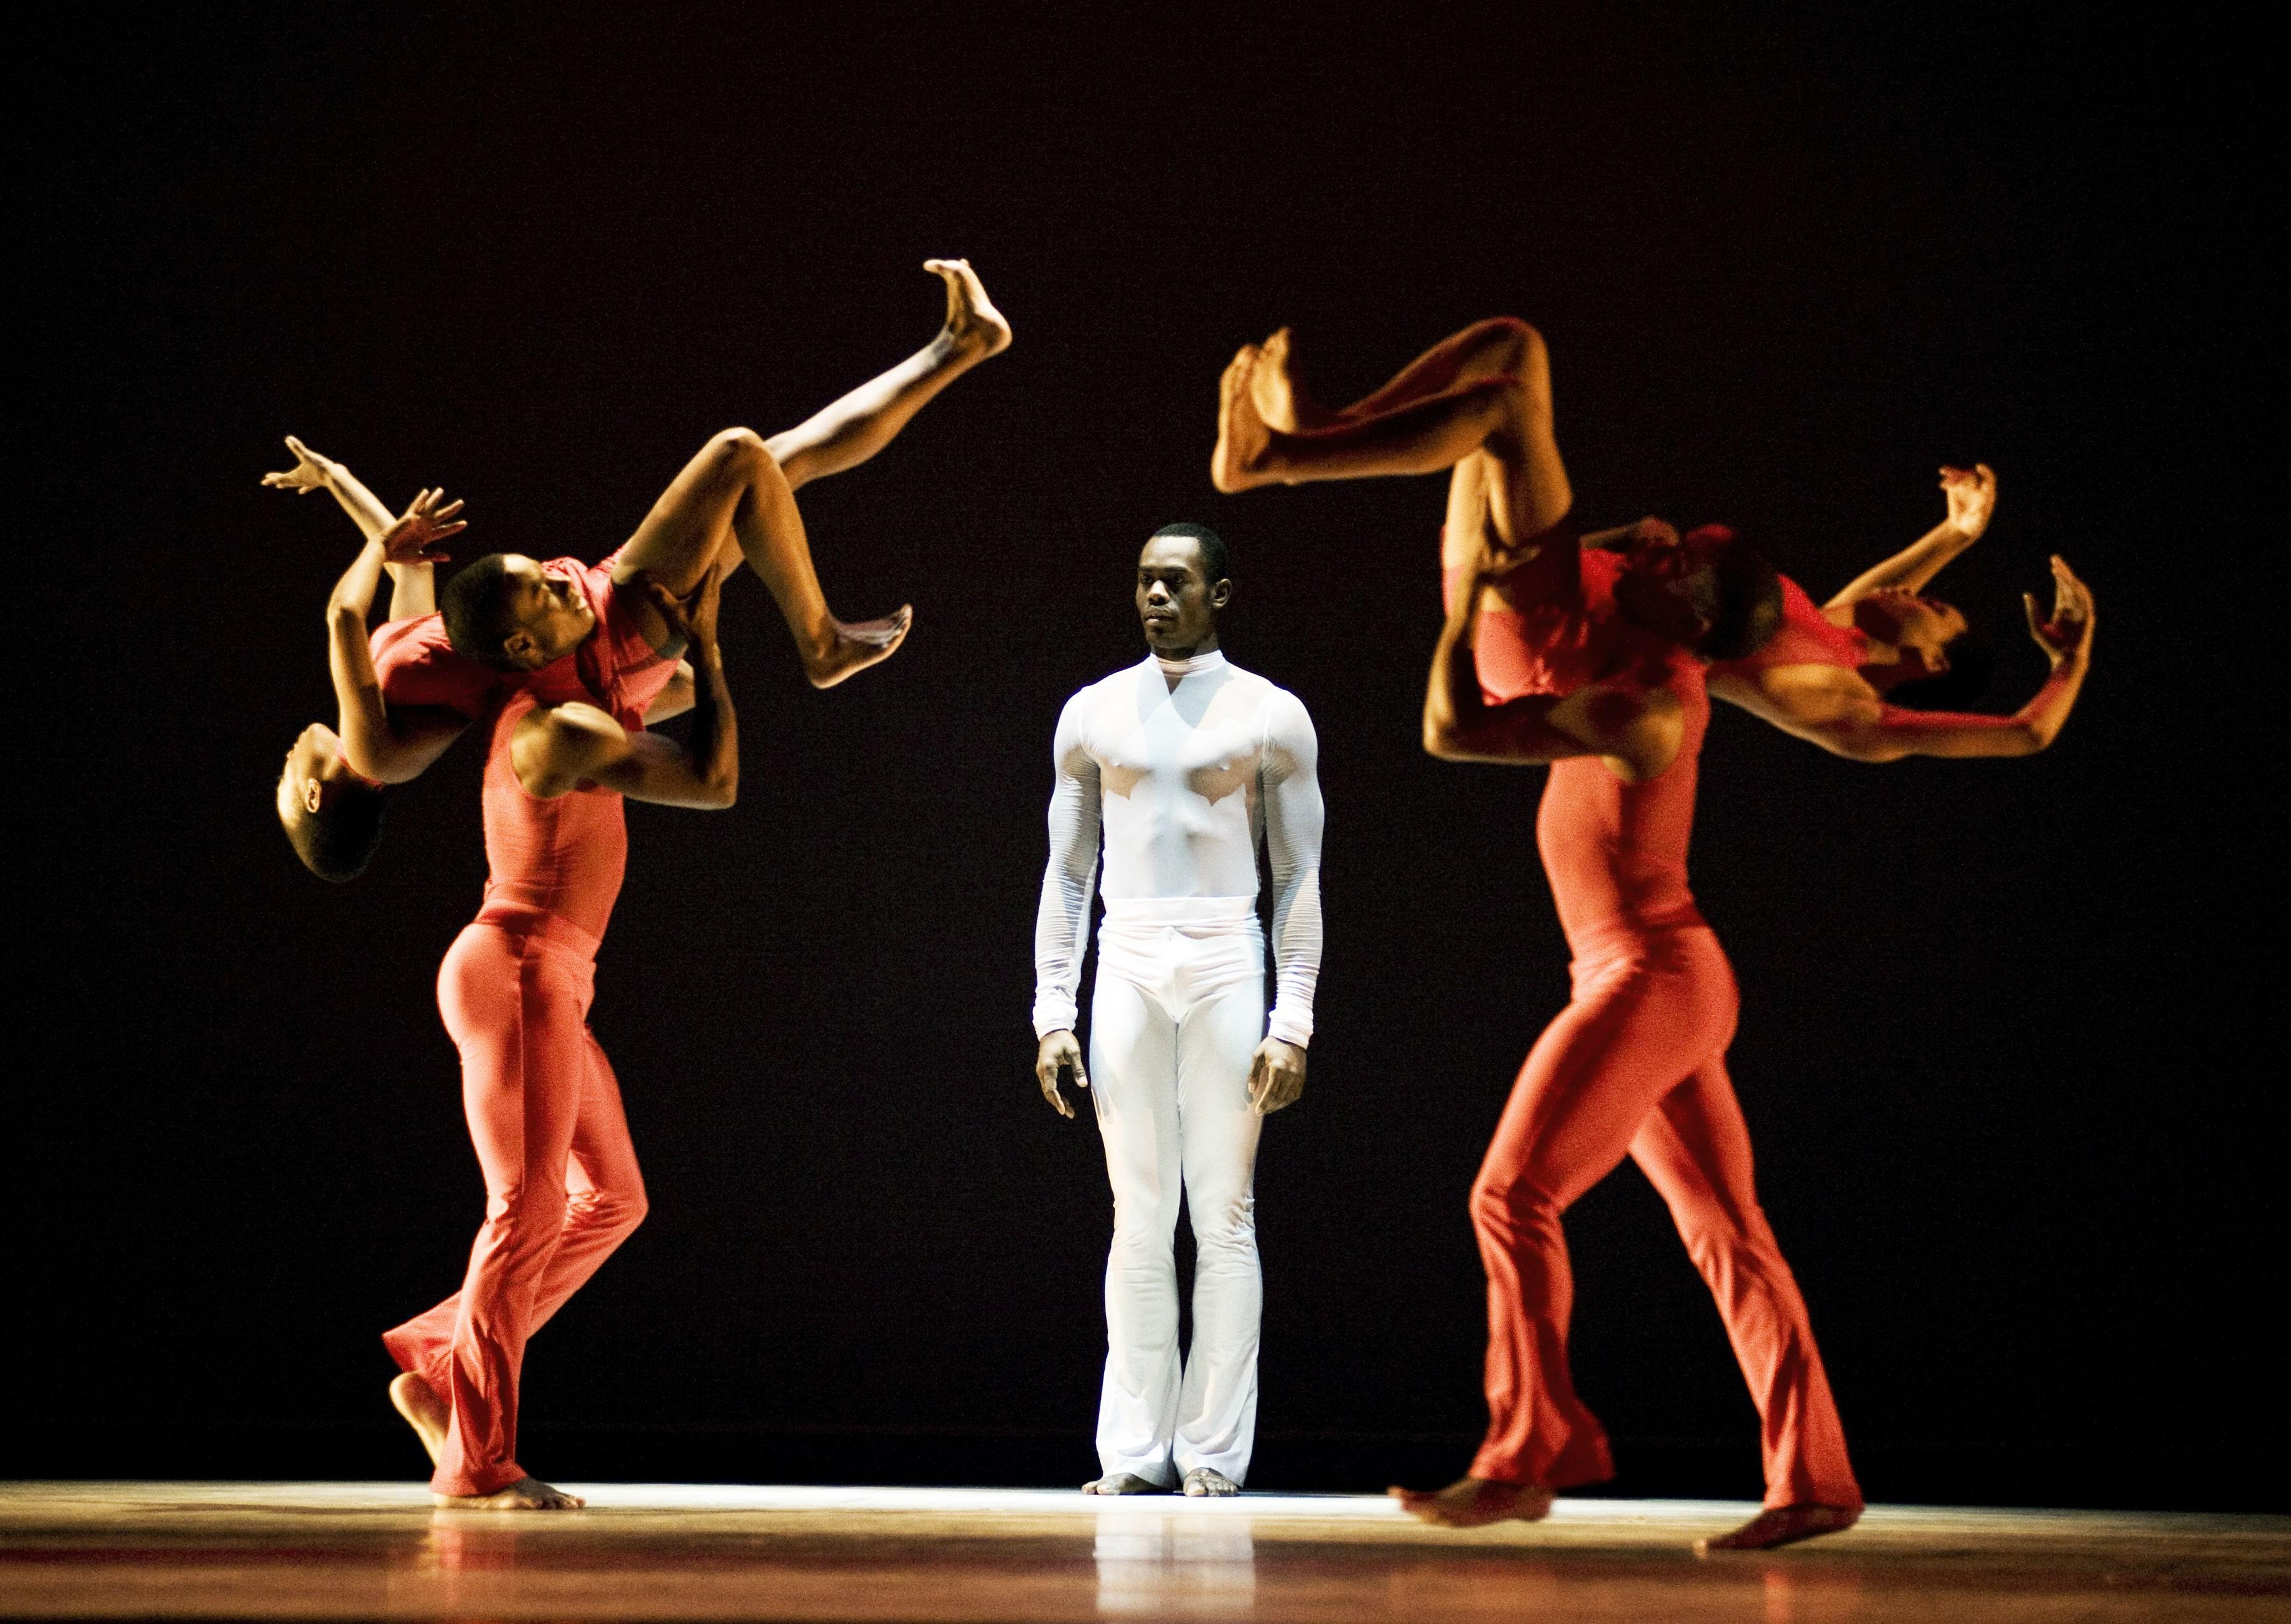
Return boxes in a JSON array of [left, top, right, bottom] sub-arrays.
[[1422, 713, 1464, 760]]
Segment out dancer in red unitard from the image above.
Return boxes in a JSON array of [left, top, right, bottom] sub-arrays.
[[1214, 316, 2094, 1551], [269, 257, 1009, 877]]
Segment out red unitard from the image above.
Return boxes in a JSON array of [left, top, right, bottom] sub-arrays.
[[380, 550, 679, 1497], [1706, 572, 1867, 682], [1445, 547, 1863, 1511]]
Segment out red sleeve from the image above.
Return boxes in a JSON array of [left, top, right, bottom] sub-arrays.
[[368, 613, 504, 720]]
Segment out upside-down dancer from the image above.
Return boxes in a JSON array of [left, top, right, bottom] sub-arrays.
[[270, 257, 1009, 879], [1214, 317, 2094, 1551]]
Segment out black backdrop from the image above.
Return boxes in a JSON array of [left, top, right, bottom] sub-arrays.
[[17, 3, 2280, 1509]]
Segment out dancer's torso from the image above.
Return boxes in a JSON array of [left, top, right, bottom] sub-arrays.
[[477, 692, 629, 942], [1067, 652, 1299, 901], [1707, 573, 1866, 680]]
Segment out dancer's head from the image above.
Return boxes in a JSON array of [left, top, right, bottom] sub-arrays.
[[1853, 588, 1991, 708], [1608, 522, 1784, 661], [276, 722, 389, 882], [1137, 522, 1230, 659], [441, 553, 597, 670]]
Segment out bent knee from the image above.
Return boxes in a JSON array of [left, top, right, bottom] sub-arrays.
[[703, 426, 774, 477], [1469, 1170, 1559, 1235], [1480, 315, 1545, 363]]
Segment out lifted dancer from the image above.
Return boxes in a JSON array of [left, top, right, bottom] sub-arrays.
[[268, 257, 1009, 874], [1216, 317, 2093, 1551], [1033, 524, 1326, 1497]]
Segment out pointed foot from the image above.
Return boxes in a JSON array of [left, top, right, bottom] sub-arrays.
[[925, 258, 1012, 360], [388, 1373, 447, 1468], [804, 605, 913, 689], [1211, 345, 1274, 493]]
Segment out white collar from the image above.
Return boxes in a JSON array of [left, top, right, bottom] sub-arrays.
[[1149, 647, 1227, 677]]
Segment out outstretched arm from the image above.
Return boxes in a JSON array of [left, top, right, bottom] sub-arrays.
[[1422, 552, 1682, 782], [266, 435, 441, 619], [1825, 464, 1996, 609], [1809, 556, 2094, 760], [513, 574, 738, 808], [1252, 694, 1324, 1114], [1032, 696, 1102, 1119], [326, 491, 470, 782]]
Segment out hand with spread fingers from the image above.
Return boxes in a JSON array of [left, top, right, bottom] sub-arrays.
[[1037, 1030, 1088, 1119], [262, 434, 345, 495], [1940, 462, 1998, 541], [380, 489, 468, 568], [1248, 1036, 1307, 1114]]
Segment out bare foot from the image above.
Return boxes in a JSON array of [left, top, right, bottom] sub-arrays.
[[1182, 1467, 1240, 1497], [925, 258, 1012, 360], [435, 1475, 586, 1511], [1248, 327, 1340, 432], [1388, 1476, 1555, 1528], [388, 1373, 447, 1467], [1082, 1472, 1168, 1495], [804, 605, 913, 689], [1693, 1502, 1861, 1555], [1211, 346, 1275, 493]]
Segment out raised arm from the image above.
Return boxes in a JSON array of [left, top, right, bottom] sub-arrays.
[[265, 435, 442, 620], [326, 492, 469, 783], [1825, 464, 1996, 609], [1031, 694, 1102, 1118], [1251, 692, 1325, 1114], [1806, 556, 2094, 761], [1422, 549, 1682, 783], [512, 573, 738, 808]]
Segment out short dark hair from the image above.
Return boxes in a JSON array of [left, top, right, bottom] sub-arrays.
[[440, 554, 523, 668], [1884, 629, 1994, 711], [283, 781, 389, 883], [1149, 521, 1230, 585], [1685, 538, 1784, 662]]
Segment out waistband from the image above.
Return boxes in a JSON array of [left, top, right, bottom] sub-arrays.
[[1101, 895, 1260, 927], [472, 900, 603, 961], [1564, 900, 1709, 963]]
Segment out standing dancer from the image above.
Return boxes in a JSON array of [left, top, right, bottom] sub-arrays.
[[266, 256, 1009, 878], [1033, 524, 1326, 1497], [1211, 316, 2094, 1550]]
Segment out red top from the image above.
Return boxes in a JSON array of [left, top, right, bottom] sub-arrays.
[[476, 689, 629, 942], [1442, 543, 1709, 952], [1707, 573, 1866, 679], [370, 547, 683, 730]]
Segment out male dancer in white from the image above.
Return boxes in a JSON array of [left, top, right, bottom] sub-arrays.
[[1033, 522, 1326, 1497]]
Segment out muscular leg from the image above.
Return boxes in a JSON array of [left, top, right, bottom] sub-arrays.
[[1214, 324, 1572, 559], [1392, 929, 1738, 1528], [1086, 972, 1184, 1492], [1252, 318, 1541, 432], [617, 427, 907, 689], [1630, 1058, 1861, 1552], [765, 259, 1009, 492]]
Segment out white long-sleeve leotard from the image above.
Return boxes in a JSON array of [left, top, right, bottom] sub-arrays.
[[1033, 648, 1325, 1046]]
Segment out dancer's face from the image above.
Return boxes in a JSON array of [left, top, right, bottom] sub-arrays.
[[1136, 537, 1229, 659], [1854, 589, 1969, 690], [494, 556, 597, 669], [275, 722, 356, 825]]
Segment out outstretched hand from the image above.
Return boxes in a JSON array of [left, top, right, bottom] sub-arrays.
[[1248, 1037, 1307, 1114], [262, 434, 340, 494], [638, 565, 725, 655], [1941, 463, 1997, 540], [2023, 555, 2094, 668], [381, 488, 466, 566], [1037, 1030, 1088, 1119]]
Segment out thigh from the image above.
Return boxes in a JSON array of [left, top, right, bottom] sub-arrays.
[[1090, 973, 1182, 1210], [1630, 1055, 1760, 1234], [566, 1030, 644, 1206], [1480, 954, 1723, 1212], [448, 938, 591, 1193], [1175, 975, 1268, 1210], [616, 430, 759, 591]]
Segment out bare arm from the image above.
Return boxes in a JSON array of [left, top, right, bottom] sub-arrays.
[[643, 661, 697, 724], [1422, 553, 1681, 781], [325, 492, 471, 782], [266, 435, 443, 619], [513, 574, 737, 808], [1825, 464, 1996, 609]]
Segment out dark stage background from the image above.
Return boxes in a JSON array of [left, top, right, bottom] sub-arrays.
[[17, 4, 2279, 1509]]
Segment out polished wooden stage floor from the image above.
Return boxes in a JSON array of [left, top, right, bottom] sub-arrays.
[[2, 1482, 2283, 1621]]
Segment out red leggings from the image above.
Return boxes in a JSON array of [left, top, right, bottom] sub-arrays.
[[1469, 921, 1860, 1509], [381, 906, 647, 1497]]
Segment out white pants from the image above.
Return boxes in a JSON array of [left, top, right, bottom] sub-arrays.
[[1088, 896, 1266, 1487]]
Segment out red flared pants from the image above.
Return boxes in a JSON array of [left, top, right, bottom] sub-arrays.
[[382, 905, 647, 1497], [1469, 918, 1860, 1509]]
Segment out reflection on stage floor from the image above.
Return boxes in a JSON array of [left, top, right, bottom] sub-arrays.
[[3, 1481, 2285, 1621]]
